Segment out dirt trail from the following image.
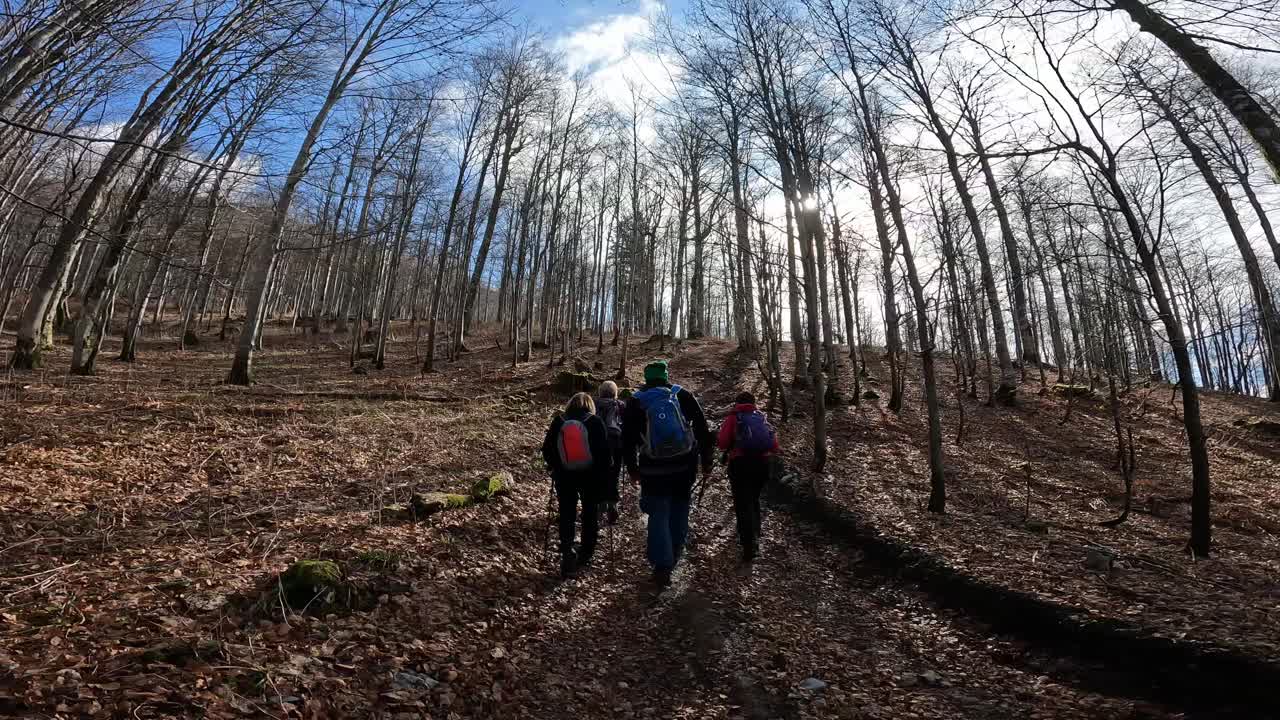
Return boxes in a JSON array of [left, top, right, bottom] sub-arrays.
[[442, 340, 1185, 720]]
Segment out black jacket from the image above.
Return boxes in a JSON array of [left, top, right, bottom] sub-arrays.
[[542, 408, 611, 488], [622, 381, 713, 494]]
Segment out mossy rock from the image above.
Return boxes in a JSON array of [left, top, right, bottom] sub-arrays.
[[251, 557, 412, 617], [553, 370, 598, 395], [471, 471, 512, 502], [278, 559, 343, 610], [1052, 384, 1095, 399], [410, 492, 472, 517], [383, 502, 413, 522]]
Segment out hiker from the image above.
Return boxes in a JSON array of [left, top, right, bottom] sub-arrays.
[[622, 360, 713, 587], [541, 392, 611, 579], [596, 381, 626, 525], [716, 391, 779, 561]]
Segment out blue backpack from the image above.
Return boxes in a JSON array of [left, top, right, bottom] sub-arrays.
[[734, 410, 775, 455], [635, 385, 695, 460]]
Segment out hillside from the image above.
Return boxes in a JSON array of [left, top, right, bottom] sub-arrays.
[[0, 328, 1277, 719]]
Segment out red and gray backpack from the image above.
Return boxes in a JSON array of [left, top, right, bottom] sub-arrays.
[[557, 418, 594, 470]]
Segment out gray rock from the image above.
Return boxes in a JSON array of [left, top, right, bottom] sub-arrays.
[[184, 592, 228, 613], [392, 670, 439, 692], [919, 670, 943, 687], [1085, 548, 1115, 572], [798, 677, 827, 692]]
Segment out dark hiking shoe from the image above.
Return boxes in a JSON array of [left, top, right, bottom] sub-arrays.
[[652, 567, 672, 588], [560, 552, 577, 579]]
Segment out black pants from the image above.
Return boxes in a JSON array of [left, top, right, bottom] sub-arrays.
[[728, 457, 768, 549], [604, 445, 623, 504], [556, 481, 598, 559]]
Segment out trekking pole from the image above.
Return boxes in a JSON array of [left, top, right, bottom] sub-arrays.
[[545, 483, 556, 569], [695, 471, 711, 509], [603, 501, 614, 573]]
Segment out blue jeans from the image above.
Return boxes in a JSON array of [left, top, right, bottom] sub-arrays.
[[640, 493, 690, 571]]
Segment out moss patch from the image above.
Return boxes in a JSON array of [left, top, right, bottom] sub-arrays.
[[1051, 384, 1095, 399], [354, 549, 402, 571], [410, 491, 473, 517], [470, 471, 511, 501], [249, 558, 410, 618], [553, 370, 598, 395], [274, 559, 343, 612]]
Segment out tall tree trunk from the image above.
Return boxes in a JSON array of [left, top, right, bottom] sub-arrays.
[[967, 113, 1038, 366], [784, 198, 807, 384], [1023, 205, 1066, 372], [1110, 0, 1280, 181], [465, 111, 521, 331], [424, 102, 486, 373], [453, 112, 504, 349], [1146, 79, 1280, 400]]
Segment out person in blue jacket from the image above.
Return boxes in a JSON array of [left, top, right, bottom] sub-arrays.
[[621, 361, 713, 587]]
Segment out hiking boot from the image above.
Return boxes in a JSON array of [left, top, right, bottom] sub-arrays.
[[560, 552, 577, 579], [652, 567, 672, 588]]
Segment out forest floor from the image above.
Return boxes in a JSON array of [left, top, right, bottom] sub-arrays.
[[0, 322, 1277, 719]]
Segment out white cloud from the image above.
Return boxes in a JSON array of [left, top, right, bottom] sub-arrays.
[[552, 0, 676, 109]]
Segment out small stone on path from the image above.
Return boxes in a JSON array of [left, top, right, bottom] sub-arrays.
[[392, 670, 439, 692], [798, 677, 827, 692]]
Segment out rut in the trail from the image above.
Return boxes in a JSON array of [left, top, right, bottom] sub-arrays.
[[447, 340, 1196, 720]]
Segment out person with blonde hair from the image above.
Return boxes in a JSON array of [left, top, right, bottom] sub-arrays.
[[595, 380, 626, 525], [541, 391, 610, 579]]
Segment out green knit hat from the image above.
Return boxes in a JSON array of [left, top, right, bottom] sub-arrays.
[[643, 360, 669, 384]]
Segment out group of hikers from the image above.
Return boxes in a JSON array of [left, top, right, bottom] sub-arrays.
[[540, 360, 779, 586]]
